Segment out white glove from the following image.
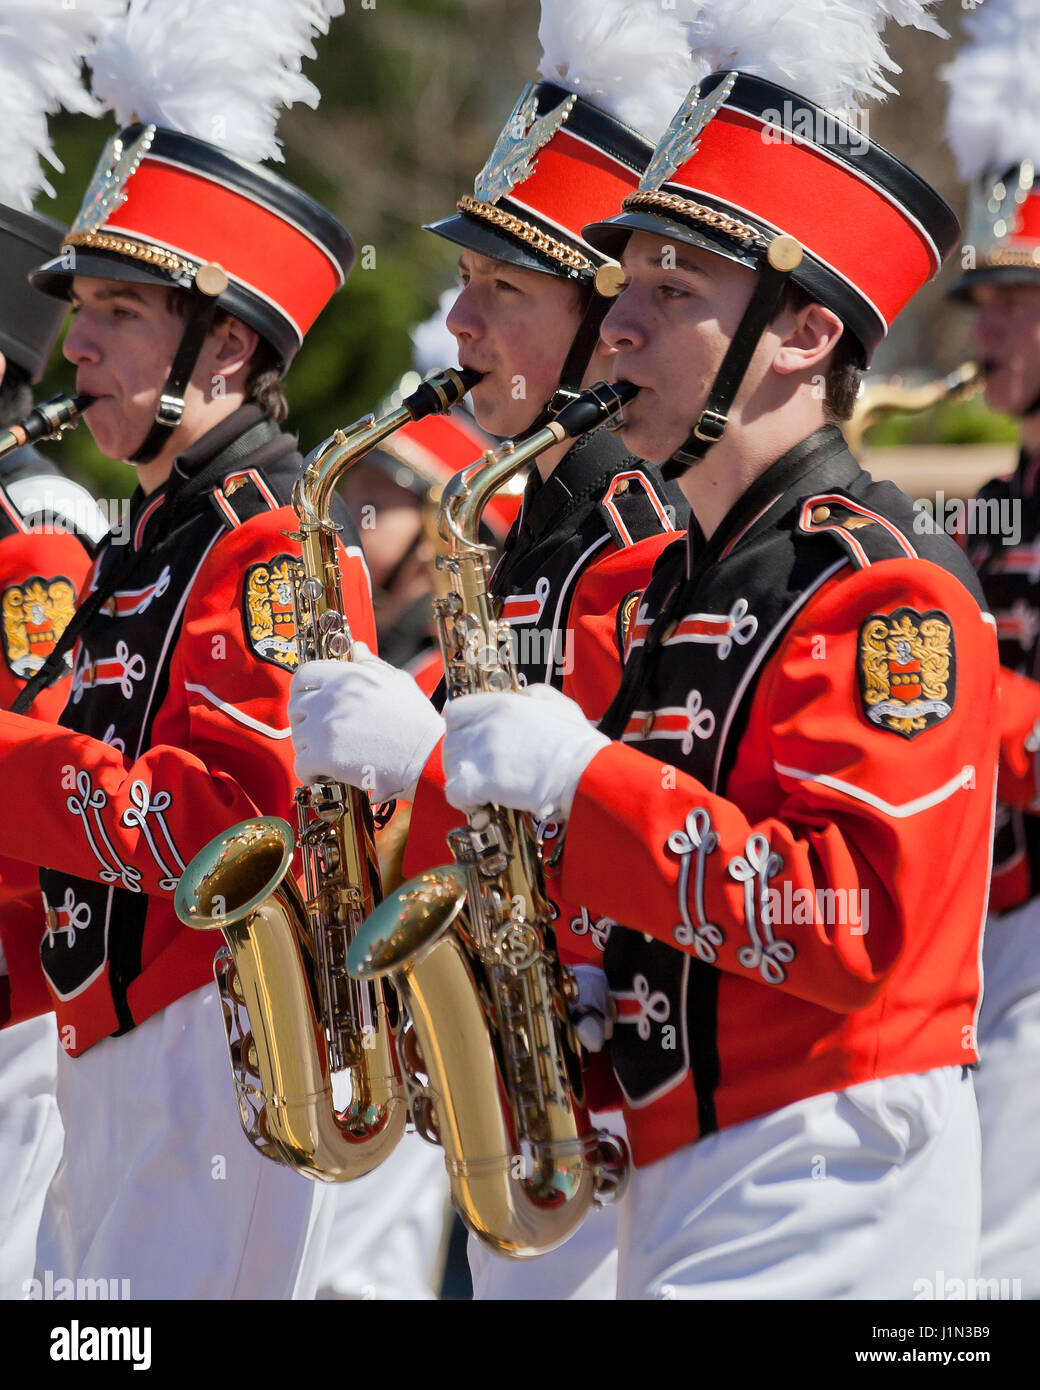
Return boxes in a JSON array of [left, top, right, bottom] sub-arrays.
[[442, 683, 610, 820], [569, 964, 614, 1053], [289, 644, 445, 802]]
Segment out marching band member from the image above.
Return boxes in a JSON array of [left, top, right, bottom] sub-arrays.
[[290, 0, 695, 1300], [436, 3, 1001, 1298], [943, 0, 1040, 1298], [0, 0, 371, 1299], [0, 0, 117, 1300]]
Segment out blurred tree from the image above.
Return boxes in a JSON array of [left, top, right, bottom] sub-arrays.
[[35, 0, 539, 494]]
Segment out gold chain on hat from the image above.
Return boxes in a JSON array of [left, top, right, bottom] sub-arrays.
[[982, 246, 1040, 268], [63, 230, 193, 278], [456, 195, 594, 273], [621, 190, 766, 249]]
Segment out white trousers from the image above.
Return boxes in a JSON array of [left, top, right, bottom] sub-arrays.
[[975, 896, 1040, 1299], [0, 1015, 64, 1299], [616, 1067, 979, 1300], [316, 1130, 452, 1300], [34, 985, 332, 1300]]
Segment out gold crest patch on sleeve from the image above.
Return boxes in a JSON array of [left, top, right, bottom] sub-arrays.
[[1, 576, 77, 678], [858, 607, 955, 738], [244, 554, 302, 672]]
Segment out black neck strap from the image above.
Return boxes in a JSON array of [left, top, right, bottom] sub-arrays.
[[129, 266, 229, 465], [522, 283, 614, 435], [663, 237, 803, 483]]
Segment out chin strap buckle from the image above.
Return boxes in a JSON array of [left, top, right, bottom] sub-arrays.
[[692, 409, 729, 444], [155, 394, 185, 429]]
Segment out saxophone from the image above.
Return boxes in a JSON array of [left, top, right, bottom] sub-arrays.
[[173, 367, 479, 1181], [349, 381, 634, 1254], [0, 392, 94, 460]]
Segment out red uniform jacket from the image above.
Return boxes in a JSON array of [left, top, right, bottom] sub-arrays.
[[0, 455, 100, 1023], [559, 428, 1000, 1167], [0, 410, 375, 1051]]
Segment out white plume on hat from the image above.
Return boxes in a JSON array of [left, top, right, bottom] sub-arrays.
[[672, 0, 945, 122], [942, 0, 1040, 182], [0, 0, 123, 209], [89, 0, 345, 165], [536, 0, 698, 140]]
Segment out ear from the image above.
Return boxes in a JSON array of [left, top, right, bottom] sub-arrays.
[[0, 350, 7, 388], [772, 302, 844, 377], [206, 313, 260, 384]]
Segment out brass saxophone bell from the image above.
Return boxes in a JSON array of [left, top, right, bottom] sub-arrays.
[[348, 865, 469, 979]]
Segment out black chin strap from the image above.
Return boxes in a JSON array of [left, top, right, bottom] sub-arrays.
[[663, 236, 804, 483], [129, 263, 230, 465], [525, 270, 619, 433]]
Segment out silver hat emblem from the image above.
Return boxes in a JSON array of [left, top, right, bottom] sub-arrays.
[[473, 84, 576, 205], [639, 73, 737, 193], [70, 125, 157, 237]]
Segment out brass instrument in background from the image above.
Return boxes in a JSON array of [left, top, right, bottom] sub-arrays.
[[0, 392, 94, 460], [174, 367, 479, 1182], [844, 361, 982, 456], [349, 381, 634, 1256]]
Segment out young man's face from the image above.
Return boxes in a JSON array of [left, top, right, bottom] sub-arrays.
[[447, 250, 585, 437], [63, 277, 191, 463], [971, 281, 1040, 420], [600, 231, 757, 463]]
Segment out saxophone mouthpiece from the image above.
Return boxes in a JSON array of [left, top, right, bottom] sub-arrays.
[[554, 379, 638, 438], [0, 391, 97, 458], [404, 367, 483, 422]]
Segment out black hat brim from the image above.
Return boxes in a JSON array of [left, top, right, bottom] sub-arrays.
[[583, 209, 760, 272], [30, 246, 191, 301], [30, 246, 297, 369], [425, 212, 586, 280]]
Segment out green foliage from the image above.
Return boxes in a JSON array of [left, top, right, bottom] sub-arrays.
[[864, 396, 1022, 449], [32, 0, 538, 499]]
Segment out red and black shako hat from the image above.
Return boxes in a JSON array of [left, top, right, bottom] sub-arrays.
[[586, 71, 958, 367], [583, 0, 958, 473], [29, 0, 352, 463], [426, 82, 654, 288], [950, 163, 1040, 300], [30, 122, 354, 369], [424, 0, 697, 415]]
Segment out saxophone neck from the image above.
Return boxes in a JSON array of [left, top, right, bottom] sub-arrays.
[[450, 379, 639, 546], [297, 367, 482, 526], [845, 361, 982, 454]]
